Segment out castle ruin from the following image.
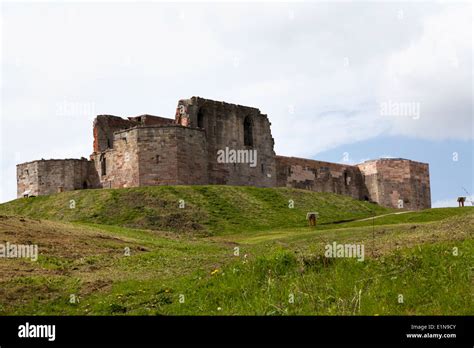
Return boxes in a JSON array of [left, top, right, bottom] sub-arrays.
[[17, 97, 431, 210]]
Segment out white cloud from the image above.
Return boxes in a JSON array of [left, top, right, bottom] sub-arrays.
[[377, 4, 472, 140]]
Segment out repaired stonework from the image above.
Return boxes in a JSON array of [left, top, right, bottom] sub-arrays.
[[16, 97, 431, 210]]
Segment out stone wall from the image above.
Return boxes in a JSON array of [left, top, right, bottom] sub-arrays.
[[275, 156, 369, 201], [93, 115, 134, 153], [408, 161, 431, 210], [175, 97, 276, 187], [137, 125, 208, 186], [17, 158, 98, 197], [16, 161, 39, 197], [128, 114, 174, 127], [91, 125, 208, 188], [91, 128, 141, 189], [93, 114, 174, 153], [357, 159, 431, 210], [356, 160, 380, 203]]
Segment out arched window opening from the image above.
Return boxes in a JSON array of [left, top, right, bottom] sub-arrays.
[[244, 116, 253, 147], [344, 171, 350, 185], [101, 156, 107, 176], [197, 109, 205, 128]]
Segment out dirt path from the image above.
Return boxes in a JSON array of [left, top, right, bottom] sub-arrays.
[[354, 211, 413, 222]]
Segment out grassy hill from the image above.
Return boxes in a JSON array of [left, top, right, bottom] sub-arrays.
[[0, 186, 390, 235], [0, 186, 472, 315]]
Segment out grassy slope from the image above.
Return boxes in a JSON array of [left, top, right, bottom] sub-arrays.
[[0, 186, 472, 315], [0, 186, 390, 235], [0, 216, 231, 315]]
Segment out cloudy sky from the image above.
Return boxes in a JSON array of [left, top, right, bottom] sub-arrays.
[[1, 1, 472, 206]]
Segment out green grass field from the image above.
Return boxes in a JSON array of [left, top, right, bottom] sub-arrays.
[[0, 186, 390, 235], [0, 186, 472, 315]]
